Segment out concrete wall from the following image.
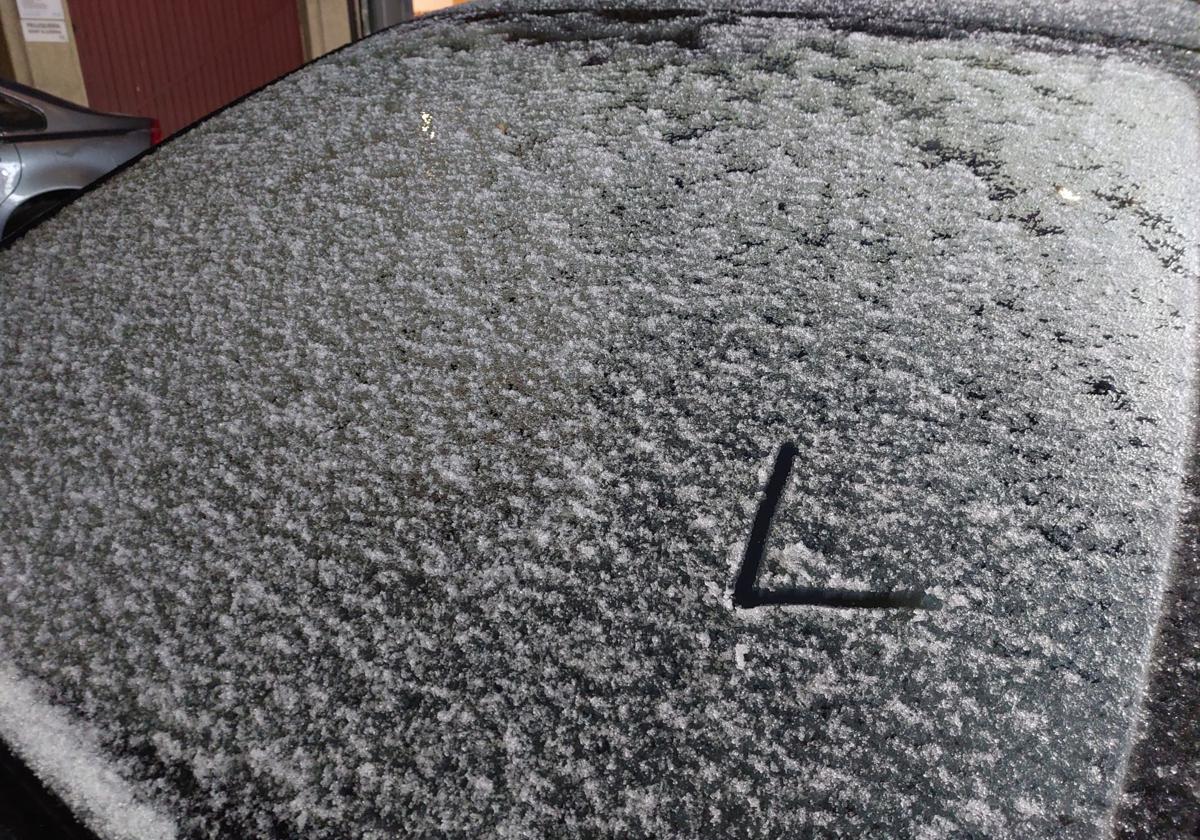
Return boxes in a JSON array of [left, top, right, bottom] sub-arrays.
[[0, 0, 87, 105], [298, 0, 353, 60]]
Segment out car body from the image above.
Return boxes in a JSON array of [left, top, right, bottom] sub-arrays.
[[0, 1, 1198, 838], [0, 80, 157, 244]]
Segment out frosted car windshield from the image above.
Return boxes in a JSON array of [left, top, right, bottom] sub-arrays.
[[0, 6, 1197, 839]]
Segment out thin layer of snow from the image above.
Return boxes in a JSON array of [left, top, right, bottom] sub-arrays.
[[0, 10, 1198, 840], [465, 0, 1200, 51], [0, 660, 177, 840]]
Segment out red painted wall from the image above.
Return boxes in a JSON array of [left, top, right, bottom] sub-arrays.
[[71, 0, 305, 137]]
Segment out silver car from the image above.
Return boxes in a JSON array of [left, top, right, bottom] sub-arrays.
[[0, 80, 157, 244]]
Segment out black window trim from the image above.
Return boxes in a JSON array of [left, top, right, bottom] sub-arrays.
[[0, 93, 48, 136]]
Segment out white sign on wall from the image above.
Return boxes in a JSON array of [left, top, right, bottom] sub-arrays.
[[20, 18, 68, 43], [16, 0, 64, 20]]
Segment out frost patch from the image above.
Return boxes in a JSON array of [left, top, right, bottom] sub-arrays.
[[0, 661, 177, 840]]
